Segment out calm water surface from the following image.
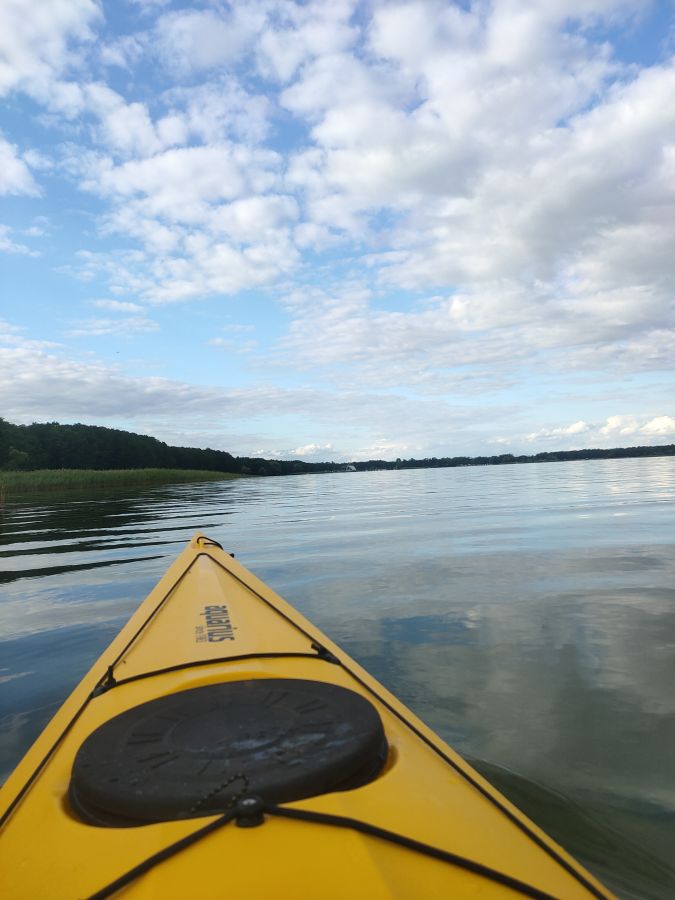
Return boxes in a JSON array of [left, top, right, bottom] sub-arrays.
[[1, 458, 675, 897]]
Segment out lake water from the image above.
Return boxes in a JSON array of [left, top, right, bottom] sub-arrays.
[[1, 458, 674, 897]]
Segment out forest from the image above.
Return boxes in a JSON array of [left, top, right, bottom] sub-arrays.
[[0, 419, 339, 476], [1, 418, 674, 476]]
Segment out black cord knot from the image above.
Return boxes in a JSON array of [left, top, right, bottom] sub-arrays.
[[91, 665, 117, 697], [311, 642, 339, 664], [235, 795, 265, 828]]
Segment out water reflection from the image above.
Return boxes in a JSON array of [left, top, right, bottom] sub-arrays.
[[473, 760, 675, 900], [1, 458, 675, 897]]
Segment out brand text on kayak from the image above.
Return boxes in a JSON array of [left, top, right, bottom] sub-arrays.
[[196, 604, 236, 642]]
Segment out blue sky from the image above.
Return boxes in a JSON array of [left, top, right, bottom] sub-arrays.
[[1, 0, 674, 462]]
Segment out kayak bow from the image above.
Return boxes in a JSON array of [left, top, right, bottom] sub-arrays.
[[0, 534, 613, 899]]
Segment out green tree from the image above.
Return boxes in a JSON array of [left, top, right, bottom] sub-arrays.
[[2, 446, 30, 470]]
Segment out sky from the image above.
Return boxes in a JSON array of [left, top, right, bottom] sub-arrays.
[[1, 0, 674, 462]]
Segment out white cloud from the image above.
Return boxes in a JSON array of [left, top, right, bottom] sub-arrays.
[[209, 195, 298, 242], [641, 416, 675, 436], [0, 136, 39, 195], [91, 299, 145, 313], [291, 442, 334, 458], [272, 282, 548, 386], [0, 0, 100, 97], [525, 414, 675, 448], [0, 224, 36, 255], [79, 144, 279, 221], [599, 414, 675, 439], [83, 83, 173, 158], [256, 1, 358, 83], [565, 421, 591, 436], [155, 7, 265, 73], [348, 439, 423, 462], [527, 421, 591, 441], [600, 415, 641, 437], [99, 34, 146, 70], [63, 140, 300, 301], [59, 131, 303, 300], [0, 319, 59, 351], [67, 317, 159, 338], [165, 80, 271, 145], [153, 0, 358, 85], [0, 319, 24, 341]]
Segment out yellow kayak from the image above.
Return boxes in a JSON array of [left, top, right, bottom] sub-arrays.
[[0, 534, 613, 899]]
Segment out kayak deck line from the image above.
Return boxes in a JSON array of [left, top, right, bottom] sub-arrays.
[[91, 650, 335, 695], [87, 798, 561, 900], [0, 533, 614, 899]]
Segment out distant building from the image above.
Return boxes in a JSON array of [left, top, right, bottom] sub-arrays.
[[344, 464, 356, 472]]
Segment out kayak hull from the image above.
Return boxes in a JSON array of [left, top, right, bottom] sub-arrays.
[[0, 534, 612, 899]]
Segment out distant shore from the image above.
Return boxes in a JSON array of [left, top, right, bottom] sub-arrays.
[[3, 419, 675, 480], [0, 468, 240, 496]]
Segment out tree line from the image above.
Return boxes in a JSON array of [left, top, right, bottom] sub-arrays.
[[0, 419, 342, 476], [350, 445, 675, 470], [1, 417, 673, 476]]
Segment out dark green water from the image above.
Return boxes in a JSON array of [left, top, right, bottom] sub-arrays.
[[1, 458, 674, 897]]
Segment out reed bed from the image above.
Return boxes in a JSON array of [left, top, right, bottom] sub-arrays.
[[0, 468, 240, 496]]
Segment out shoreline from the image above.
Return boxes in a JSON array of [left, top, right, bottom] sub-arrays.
[[0, 468, 241, 496], [2, 447, 674, 498]]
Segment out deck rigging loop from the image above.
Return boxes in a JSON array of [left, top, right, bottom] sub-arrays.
[[86, 796, 561, 900]]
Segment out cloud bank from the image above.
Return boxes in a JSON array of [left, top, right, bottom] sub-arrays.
[[0, 0, 672, 458]]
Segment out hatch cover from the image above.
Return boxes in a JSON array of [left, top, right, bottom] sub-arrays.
[[69, 678, 387, 826]]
